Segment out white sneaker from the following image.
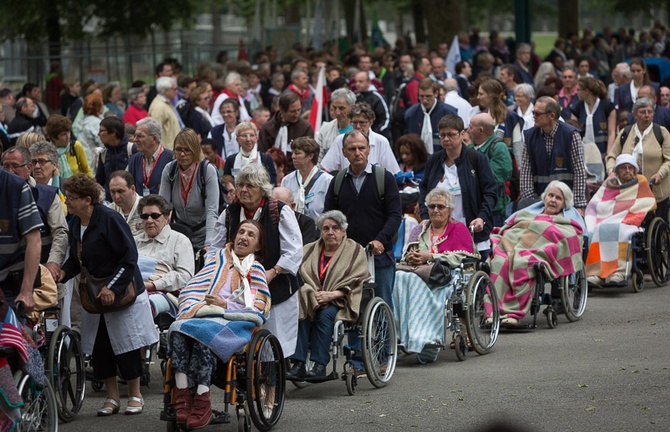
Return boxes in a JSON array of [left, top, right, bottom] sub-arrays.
[[587, 275, 602, 285], [605, 272, 625, 284]]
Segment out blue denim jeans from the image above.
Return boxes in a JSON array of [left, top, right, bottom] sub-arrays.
[[348, 263, 395, 370], [291, 304, 338, 365]]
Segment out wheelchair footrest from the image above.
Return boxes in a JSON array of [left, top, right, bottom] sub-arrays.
[[211, 410, 230, 424]]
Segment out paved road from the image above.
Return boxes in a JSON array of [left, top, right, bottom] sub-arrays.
[[61, 282, 670, 432]]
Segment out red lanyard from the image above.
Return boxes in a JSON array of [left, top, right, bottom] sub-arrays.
[[318, 250, 333, 289], [180, 165, 197, 205], [243, 198, 265, 220], [142, 147, 163, 187]]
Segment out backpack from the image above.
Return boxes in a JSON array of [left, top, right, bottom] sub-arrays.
[[620, 124, 664, 148], [485, 138, 520, 202], [390, 77, 417, 125], [332, 164, 386, 204]]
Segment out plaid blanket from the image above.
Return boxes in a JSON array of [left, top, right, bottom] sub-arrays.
[[489, 211, 583, 320], [585, 175, 656, 278]]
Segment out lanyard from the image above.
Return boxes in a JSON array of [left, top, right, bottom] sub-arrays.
[[180, 165, 198, 205], [430, 224, 447, 254], [318, 249, 333, 289], [142, 147, 163, 187]]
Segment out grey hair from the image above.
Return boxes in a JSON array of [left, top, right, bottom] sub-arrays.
[[225, 72, 241, 87], [425, 187, 456, 209], [236, 164, 273, 198], [290, 68, 307, 82], [516, 43, 531, 54], [1, 146, 31, 164], [127, 87, 144, 103], [136, 117, 162, 141], [156, 76, 176, 93], [616, 62, 632, 80], [633, 97, 655, 114], [514, 83, 535, 100], [29, 141, 58, 164], [330, 88, 356, 106], [317, 210, 349, 231], [234, 121, 258, 135], [541, 180, 574, 209]]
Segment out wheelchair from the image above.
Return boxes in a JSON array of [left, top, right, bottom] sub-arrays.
[[37, 306, 86, 422], [589, 214, 670, 293], [0, 301, 59, 432], [396, 258, 501, 362], [287, 248, 397, 396], [160, 327, 286, 432]]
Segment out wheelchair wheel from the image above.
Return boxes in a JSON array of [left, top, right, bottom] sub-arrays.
[[646, 217, 670, 287], [464, 271, 500, 356], [632, 268, 645, 293], [15, 373, 58, 432], [361, 297, 397, 388], [561, 269, 588, 322], [246, 329, 285, 432], [47, 325, 85, 422], [345, 368, 357, 396], [453, 334, 467, 362]]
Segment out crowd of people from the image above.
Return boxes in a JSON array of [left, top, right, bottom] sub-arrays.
[[2, 22, 670, 428]]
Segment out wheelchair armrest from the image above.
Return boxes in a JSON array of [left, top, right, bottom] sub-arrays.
[[477, 261, 490, 273], [0, 346, 17, 359], [533, 262, 544, 272]]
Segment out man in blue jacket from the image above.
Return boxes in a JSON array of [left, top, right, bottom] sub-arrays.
[[404, 79, 458, 154], [96, 116, 136, 200], [127, 117, 173, 196]]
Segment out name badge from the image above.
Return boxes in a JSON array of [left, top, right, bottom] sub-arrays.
[[305, 193, 314, 201], [142, 187, 150, 196]]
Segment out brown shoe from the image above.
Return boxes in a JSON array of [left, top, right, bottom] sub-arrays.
[[173, 387, 192, 424], [186, 391, 213, 430]]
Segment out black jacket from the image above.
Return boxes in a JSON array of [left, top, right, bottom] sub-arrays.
[[419, 144, 498, 244], [96, 136, 136, 200]]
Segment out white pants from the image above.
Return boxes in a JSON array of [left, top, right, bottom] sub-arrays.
[[263, 291, 299, 358]]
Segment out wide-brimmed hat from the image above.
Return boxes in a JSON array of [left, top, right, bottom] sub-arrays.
[[614, 154, 639, 172]]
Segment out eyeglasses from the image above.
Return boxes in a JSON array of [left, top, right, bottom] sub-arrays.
[[532, 111, 548, 116], [238, 134, 256, 140], [64, 194, 83, 201], [140, 212, 163, 220], [428, 204, 448, 210], [174, 147, 192, 155], [2, 163, 28, 170], [351, 120, 369, 126], [32, 159, 51, 166], [439, 132, 461, 139]]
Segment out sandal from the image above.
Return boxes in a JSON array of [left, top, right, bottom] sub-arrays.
[[124, 396, 144, 415], [501, 317, 520, 328], [97, 398, 120, 416]]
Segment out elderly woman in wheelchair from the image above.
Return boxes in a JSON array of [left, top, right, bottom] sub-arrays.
[[393, 188, 483, 364], [167, 220, 271, 430], [286, 210, 370, 380], [490, 181, 586, 328], [586, 154, 664, 291]]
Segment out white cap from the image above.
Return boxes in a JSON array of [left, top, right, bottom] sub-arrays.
[[615, 154, 639, 172]]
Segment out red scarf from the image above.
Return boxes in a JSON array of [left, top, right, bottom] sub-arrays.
[[287, 84, 309, 105]]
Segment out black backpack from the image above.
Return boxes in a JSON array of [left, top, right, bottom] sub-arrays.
[[619, 124, 664, 147], [167, 160, 225, 215]]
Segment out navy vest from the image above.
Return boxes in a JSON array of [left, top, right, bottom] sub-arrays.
[[32, 183, 58, 264], [575, 100, 609, 154], [225, 199, 298, 305], [524, 122, 578, 196]]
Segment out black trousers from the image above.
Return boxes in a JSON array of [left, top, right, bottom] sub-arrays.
[[92, 317, 142, 381]]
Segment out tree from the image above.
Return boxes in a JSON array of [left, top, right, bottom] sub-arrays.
[[0, 0, 195, 59], [558, 0, 580, 39]]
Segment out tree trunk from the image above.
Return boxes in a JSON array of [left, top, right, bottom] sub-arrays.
[[412, 1, 426, 46], [212, 3, 222, 46], [44, 0, 61, 58], [343, 0, 355, 45], [358, 0, 367, 46], [285, 0, 301, 25], [558, 0, 579, 39], [425, 0, 460, 50]]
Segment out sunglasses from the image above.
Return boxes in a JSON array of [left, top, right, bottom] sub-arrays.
[[428, 204, 448, 210], [140, 212, 163, 220]]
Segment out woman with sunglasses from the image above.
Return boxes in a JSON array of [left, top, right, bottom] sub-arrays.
[[394, 187, 479, 364], [134, 194, 195, 318], [159, 129, 220, 250]]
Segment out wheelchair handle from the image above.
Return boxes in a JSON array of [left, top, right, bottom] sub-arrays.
[[650, 178, 656, 187], [13, 301, 27, 319]]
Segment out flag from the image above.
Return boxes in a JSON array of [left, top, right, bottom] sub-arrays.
[[309, 65, 327, 135], [251, 0, 262, 54], [238, 39, 248, 61], [368, 12, 388, 53], [445, 35, 461, 76]]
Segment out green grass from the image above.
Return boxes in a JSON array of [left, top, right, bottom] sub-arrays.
[[498, 32, 558, 59]]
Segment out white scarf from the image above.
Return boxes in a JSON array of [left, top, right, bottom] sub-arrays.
[[195, 106, 215, 127], [630, 81, 639, 104], [633, 123, 653, 171], [240, 204, 263, 222], [274, 125, 289, 152], [230, 249, 255, 309], [296, 166, 319, 214], [583, 98, 600, 144], [421, 100, 436, 155], [232, 145, 260, 177]]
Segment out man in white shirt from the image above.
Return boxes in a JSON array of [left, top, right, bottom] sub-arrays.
[[443, 78, 473, 128], [211, 72, 251, 125], [107, 171, 144, 236], [320, 102, 400, 174]]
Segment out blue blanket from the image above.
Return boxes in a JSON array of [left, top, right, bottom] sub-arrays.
[[168, 311, 265, 362]]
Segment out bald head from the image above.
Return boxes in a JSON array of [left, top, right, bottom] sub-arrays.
[[444, 78, 459, 92], [272, 187, 295, 208], [354, 71, 370, 93], [468, 113, 496, 145]]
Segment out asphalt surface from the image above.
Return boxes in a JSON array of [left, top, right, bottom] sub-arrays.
[[60, 282, 670, 432]]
